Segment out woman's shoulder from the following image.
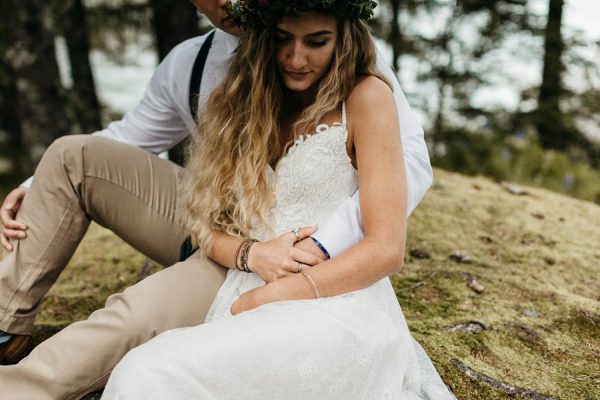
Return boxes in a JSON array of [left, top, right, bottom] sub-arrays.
[[346, 75, 395, 125], [347, 75, 394, 114]]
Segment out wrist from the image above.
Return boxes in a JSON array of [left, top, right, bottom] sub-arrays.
[[267, 273, 315, 302]]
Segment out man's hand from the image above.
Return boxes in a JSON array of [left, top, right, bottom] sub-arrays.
[[294, 236, 328, 260], [1, 187, 29, 252], [248, 225, 327, 283]]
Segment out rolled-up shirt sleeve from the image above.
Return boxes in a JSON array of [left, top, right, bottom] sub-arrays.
[[311, 47, 433, 258]]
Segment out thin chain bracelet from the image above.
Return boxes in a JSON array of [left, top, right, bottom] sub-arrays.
[[301, 271, 320, 299]]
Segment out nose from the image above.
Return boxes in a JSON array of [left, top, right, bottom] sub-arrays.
[[288, 42, 307, 70]]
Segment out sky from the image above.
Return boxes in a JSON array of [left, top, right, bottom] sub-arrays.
[[79, 0, 600, 138]]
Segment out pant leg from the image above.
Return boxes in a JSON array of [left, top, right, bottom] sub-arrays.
[[0, 251, 227, 400], [0, 135, 188, 334]]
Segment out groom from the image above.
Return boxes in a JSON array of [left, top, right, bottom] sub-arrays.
[[0, 0, 432, 398]]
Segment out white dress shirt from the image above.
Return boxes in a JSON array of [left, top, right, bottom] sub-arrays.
[[23, 29, 432, 257]]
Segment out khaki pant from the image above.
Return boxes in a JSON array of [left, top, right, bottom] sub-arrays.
[[0, 136, 227, 399]]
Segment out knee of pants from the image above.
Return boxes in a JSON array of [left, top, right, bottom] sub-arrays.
[[37, 134, 94, 179], [99, 284, 168, 343]]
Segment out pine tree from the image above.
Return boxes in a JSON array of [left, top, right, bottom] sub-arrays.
[[5, 0, 71, 169], [54, 0, 103, 134], [536, 0, 566, 149]]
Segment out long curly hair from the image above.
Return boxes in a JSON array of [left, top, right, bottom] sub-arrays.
[[182, 16, 383, 255]]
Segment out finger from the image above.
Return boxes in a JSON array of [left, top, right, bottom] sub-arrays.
[[278, 267, 297, 277], [283, 262, 312, 274], [289, 247, 323, 266], [296, 224, 318, 240], [0, 207, 13, 225], [2, 228, 27, 240], [1, 233, 13, 252], [4, 219, 28, 231]]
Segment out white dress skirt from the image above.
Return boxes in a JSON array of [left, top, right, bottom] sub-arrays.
[[101, 109, 456, 400]]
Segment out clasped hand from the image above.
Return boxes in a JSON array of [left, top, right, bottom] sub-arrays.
[[247, 224, 326, 283], [230, 225, 327, 315]]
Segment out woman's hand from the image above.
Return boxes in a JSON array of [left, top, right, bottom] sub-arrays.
[[248, 225, 326, 283], [1, 187, 29, 252], [230, 286, 265, 315]]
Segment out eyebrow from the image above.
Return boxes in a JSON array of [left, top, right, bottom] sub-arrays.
[[275, 28, 334, 37]]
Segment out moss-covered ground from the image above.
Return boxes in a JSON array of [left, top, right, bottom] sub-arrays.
[[2, 168, 599, 399]]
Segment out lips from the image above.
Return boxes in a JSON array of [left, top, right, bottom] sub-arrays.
[[285, 71, 310, 80]]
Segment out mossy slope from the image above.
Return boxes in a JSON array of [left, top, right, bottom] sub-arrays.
[[12, 168, 599, 399]]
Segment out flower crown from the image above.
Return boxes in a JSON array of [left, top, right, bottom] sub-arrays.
[[228, 0, 377, 29]]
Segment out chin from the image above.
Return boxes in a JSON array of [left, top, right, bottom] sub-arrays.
[[283, 80, 313, 92]]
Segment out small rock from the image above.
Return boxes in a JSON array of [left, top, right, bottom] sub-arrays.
[[500, 181, 529, 196], [410, 248, 431, 259], [531, 212, 545, 220], [558, 217, 565, 222], [522, 309, 540, 318], [543, 256, 556, 265], [479, 235, 494, 244], [446, 321, 488, 333], [449, 252, 473, 264], [511, 322, 542, 339], [467, 277, 485, 294]]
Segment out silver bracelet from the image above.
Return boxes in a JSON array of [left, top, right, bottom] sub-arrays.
[[301, 271, 320, 299]]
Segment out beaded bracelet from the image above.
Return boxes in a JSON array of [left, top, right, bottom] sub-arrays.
[[236, 239, 258, 273], [301, 271, 320, 299], [235, 239, 246, 271]]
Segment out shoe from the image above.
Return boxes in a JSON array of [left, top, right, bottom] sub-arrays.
[[0, 334, 33, 365]]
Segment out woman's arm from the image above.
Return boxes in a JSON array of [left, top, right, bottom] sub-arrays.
[[232, 76, 407, 313], [208, 226, 327, 282]]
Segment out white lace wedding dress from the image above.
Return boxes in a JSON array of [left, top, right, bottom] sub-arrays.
[[102, 104, 456, 400]]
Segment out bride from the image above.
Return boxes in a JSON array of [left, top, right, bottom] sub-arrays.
[[102, 1, 455, 398]]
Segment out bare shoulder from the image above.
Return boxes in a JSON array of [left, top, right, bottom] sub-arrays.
[[347, 75, 395, 119], [346, 75, 396, 132]]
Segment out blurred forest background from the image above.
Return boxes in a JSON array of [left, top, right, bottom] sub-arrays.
[[0, 0, 599, 202]]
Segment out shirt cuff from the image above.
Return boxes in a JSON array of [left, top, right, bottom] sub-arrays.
[[312, 196, 364, 258]]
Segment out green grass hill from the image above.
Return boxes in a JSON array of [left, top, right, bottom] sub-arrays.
[[4, 168, 599, 399]]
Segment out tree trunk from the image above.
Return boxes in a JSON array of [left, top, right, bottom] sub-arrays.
[[55, 0, 102, 134], [5, 0, 71, 168], [388, 0, 402, 72], [0, 1, 28, 177], [536, 0, 565, 149], [150, 0, 201, 62]]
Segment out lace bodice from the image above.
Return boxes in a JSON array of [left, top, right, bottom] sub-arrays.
[[205, 103, 358, 322], [265, 103, 358, 238]]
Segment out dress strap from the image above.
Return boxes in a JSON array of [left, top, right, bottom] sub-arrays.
[[342, 101, 347, 127]]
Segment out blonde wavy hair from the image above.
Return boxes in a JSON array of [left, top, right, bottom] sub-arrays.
[[183, 16, 384, 255]]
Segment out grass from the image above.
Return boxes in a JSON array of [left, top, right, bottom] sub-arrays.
[[2, 168, 599, 399]]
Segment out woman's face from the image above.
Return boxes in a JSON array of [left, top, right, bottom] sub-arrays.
[[275, 12, 338, 93]]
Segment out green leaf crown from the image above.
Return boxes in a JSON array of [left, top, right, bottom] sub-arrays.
[[228, 0, 377, 29]]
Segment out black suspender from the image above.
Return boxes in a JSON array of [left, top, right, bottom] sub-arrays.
[[189, 30, 216, 122], [179, 31, 216, 262]]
